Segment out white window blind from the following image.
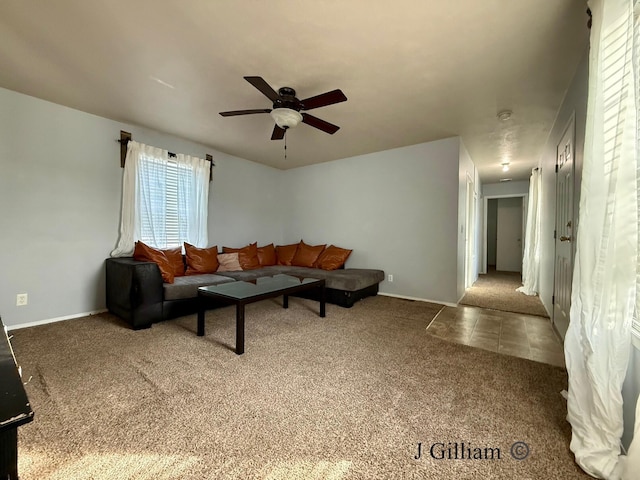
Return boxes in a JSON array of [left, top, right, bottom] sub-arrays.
[[138, 155, 194, 249]]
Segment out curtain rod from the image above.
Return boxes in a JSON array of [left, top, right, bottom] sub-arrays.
[[116, 137, 215, 166], [116, 138, 176, 158], [116, 131, 214, 182]]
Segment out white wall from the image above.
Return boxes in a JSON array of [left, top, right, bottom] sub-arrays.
[[282, 138, 464, 304], [207, 151, 284, 249], [482, 181, 529, 197], [0, 87, 284, 328], [1, 86, 477, 322], [622, 347, 640, 451]]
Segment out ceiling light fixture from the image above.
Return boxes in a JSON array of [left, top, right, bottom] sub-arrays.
[[497, 110, 512, 121], [499, 178, 513, 182], [502, 163, 510, 172], [270, 108, 303, 129]]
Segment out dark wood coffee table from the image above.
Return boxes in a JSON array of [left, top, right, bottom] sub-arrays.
[[196, 274, 326, 355]]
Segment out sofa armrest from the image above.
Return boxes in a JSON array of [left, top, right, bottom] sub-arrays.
[[105, 257, 163, 329]]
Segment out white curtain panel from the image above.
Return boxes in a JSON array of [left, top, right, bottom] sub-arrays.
[[517, 168, 541, 295], [110, 140, 151, 257], [565, 0, 639, 478]]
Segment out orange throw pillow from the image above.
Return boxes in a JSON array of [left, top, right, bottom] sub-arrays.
[[164, 247, 185, 278], [316, 245, 352, 270], [292, 240, 326, 268], [276, 243, 300, 266], [223, 242, 261, 270], [133, 241, 175, 283], [184, 243, 219, 275], [257, 244, 277, 266]]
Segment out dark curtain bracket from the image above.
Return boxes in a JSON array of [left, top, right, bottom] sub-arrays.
[[119, 130, 132, 167], [117, 138, 176, 157]]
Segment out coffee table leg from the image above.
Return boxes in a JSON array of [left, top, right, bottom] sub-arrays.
[[236, 303, 245, 355], [197, 296, 205, 336], [283, 295, 289, 309], [320, 283, 326, 318]]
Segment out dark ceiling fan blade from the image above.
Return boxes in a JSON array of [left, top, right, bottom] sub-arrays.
[[244, 76, 280, 102], [219, 109, 271, 117], [300, 89, 347, 111], [271, 125, 286, 140], [301, 113, 340, 134]]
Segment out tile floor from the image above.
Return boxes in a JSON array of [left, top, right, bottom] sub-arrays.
[[427, 305, 565, 367]]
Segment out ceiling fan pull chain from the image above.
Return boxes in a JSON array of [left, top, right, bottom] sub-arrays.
[[284, 129, 287, 160]]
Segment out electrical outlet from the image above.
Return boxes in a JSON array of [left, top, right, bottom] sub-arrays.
[[16, 293, 28, 306], [388, 274, 394, 282]]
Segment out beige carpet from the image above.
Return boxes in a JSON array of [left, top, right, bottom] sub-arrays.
[[460, 270, 549, 318], [10, 295, 585, 479]]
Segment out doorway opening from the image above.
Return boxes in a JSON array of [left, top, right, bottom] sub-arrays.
[[482, 194, 527, 275]]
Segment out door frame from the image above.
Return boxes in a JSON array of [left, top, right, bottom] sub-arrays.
[[465, 173, 478, 287], [482, 193, 528, 275]]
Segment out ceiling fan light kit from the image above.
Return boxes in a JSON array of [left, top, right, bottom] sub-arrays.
[[270, 108, 303, 129]]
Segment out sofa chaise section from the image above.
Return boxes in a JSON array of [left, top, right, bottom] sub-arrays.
[[218, 265, 384, 309]]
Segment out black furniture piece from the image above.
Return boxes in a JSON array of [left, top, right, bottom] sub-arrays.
[[197, 274, 326, 355], [0, 317, 34, 480]]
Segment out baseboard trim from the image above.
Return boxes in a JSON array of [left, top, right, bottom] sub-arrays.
[[6, 309, 108, 331], [378, 292, 456, 307]]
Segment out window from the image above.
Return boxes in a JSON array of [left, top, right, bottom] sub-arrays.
[[138, 155, 193, 249], [111, 141, 211, 257]]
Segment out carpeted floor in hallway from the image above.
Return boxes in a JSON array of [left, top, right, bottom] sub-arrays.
[[459, 268, 549, 318]]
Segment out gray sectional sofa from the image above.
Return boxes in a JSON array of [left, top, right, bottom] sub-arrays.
[[105, 257, 385, 330]]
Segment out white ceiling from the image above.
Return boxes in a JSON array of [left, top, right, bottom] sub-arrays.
[[0, 0, 589, 183]]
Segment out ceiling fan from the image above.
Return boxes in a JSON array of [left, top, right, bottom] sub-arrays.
[[219, 76, 347, 140]]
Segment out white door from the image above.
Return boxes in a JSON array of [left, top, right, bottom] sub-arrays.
[[553, 118, 575, 339], [496, 197, 523, 272]]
